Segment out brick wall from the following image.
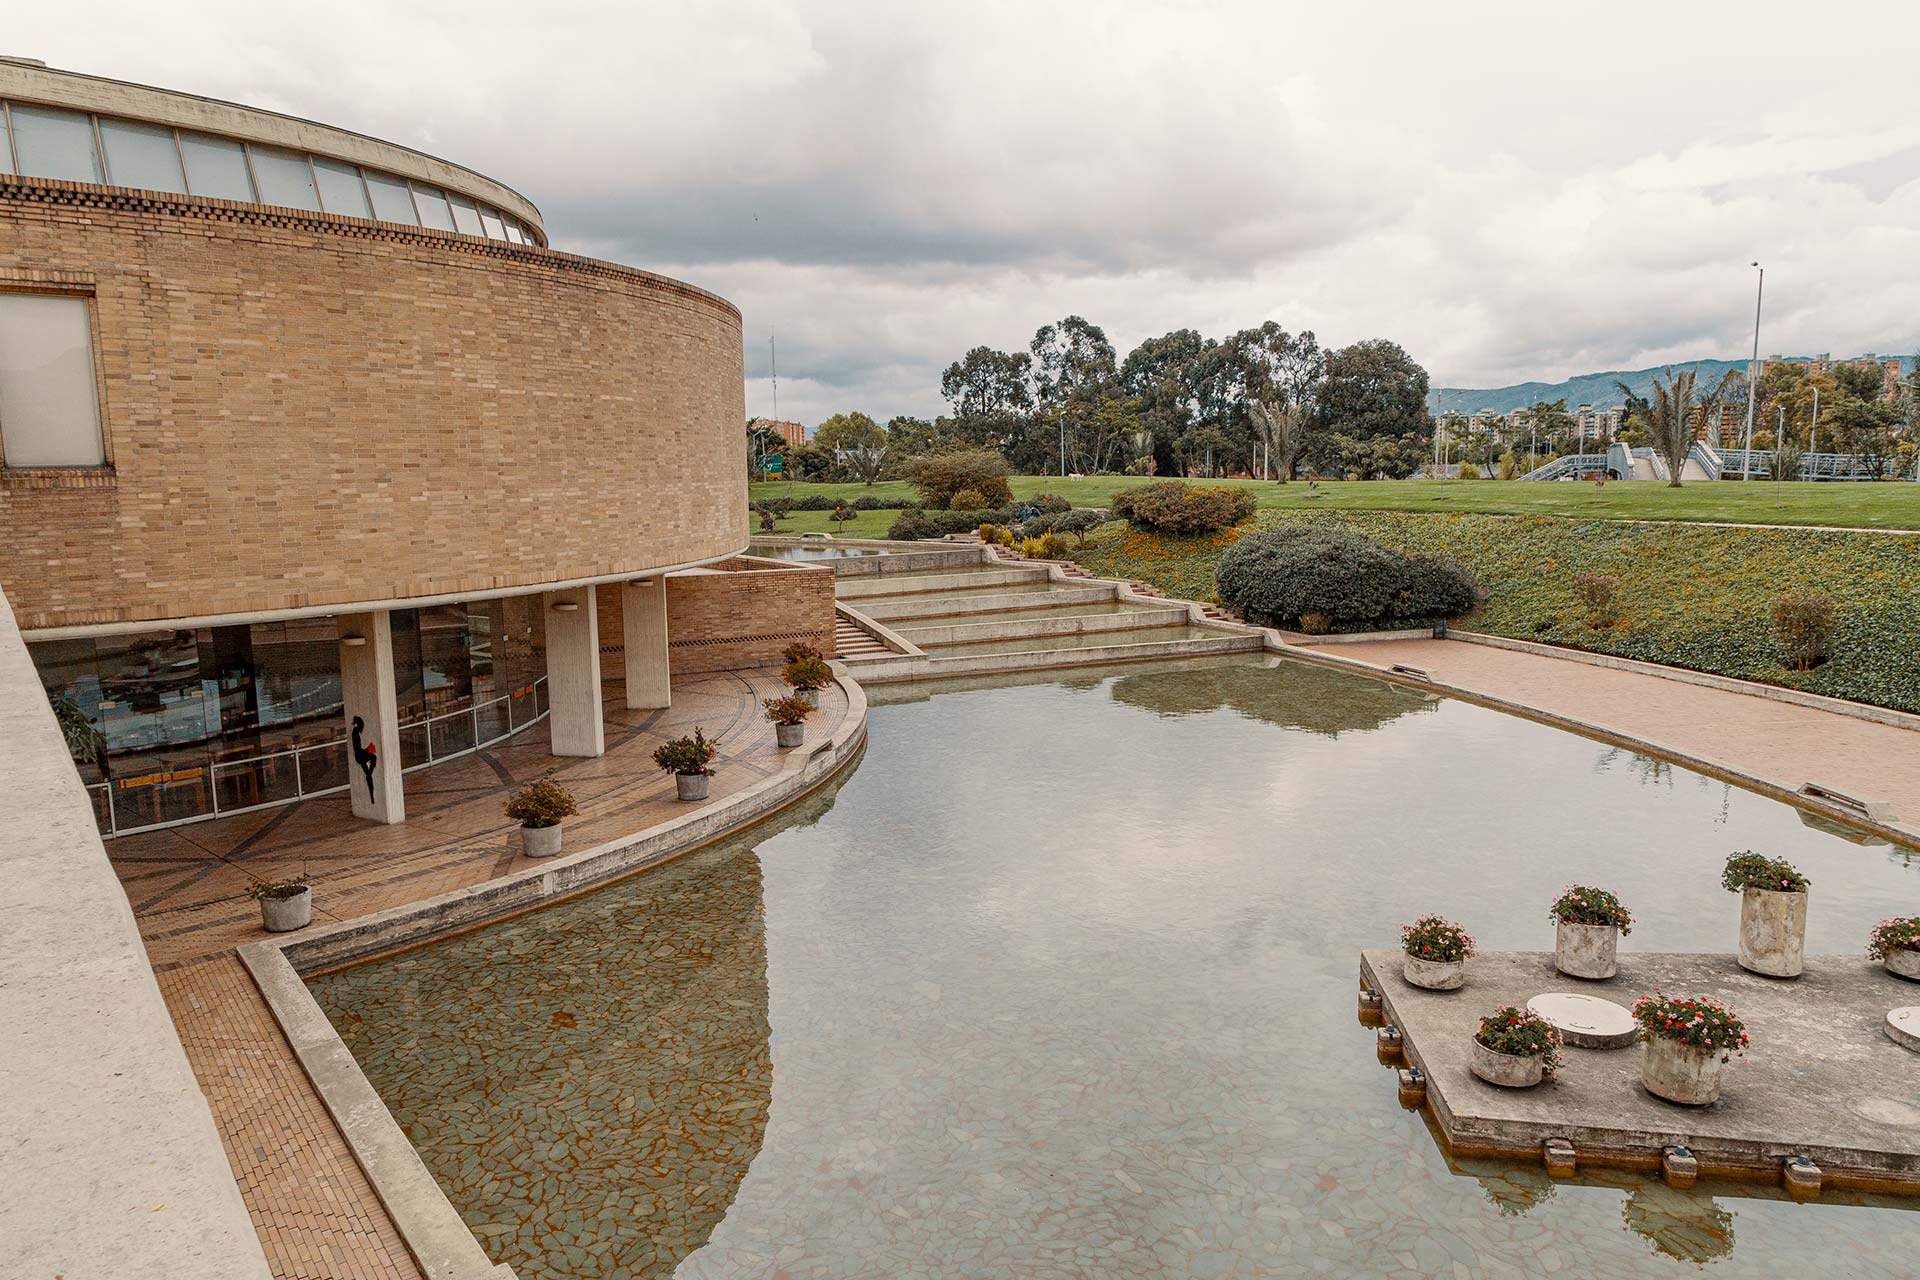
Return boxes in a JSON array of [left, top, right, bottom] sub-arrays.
[[0, 176, 746, 632], [594, 557, 836, 676]]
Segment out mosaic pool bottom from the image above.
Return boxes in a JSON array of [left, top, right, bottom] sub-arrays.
[[310, 655, 1920, 1278]]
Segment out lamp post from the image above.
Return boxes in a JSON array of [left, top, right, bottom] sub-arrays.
[[1741, 262, 1763, 479]]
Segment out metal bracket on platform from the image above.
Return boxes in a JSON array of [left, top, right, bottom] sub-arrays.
[[1661, 1144, 1698, 1189], [1388, 664, 1431, 680], [1784, 1155, 1823, 1201], [1799, 783, 1897, 822]]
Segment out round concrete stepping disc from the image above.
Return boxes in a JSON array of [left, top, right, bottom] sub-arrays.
[[1888, 1007, 1920, 1053], [1528, 992, 1638, 1049]]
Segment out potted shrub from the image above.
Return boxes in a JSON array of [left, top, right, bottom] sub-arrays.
[[1469, 1005, 1563, 1088], [653, 727, 717, 801], [1401, 915, 1475, 990], [782, 640, 822, 664], [784, 654, 832, 707], [1548, 885, 1633, 980], [764, 694, 814, 748], [1632, 990, 1748, 1105], [250, 877, 312, 932], [504, 773, 577, 858], [1722, 851, 1809, 977], [1869, 916, 1920, 982]]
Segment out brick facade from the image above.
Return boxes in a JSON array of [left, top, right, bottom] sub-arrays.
[[593, 557, 836, 676], [0, 176, 746, 633]]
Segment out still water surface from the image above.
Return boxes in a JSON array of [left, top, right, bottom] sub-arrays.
[[311, 654, 1918, 1278]]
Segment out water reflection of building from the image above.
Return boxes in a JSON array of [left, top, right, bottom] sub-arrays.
[[308, 843, 773, 1280]]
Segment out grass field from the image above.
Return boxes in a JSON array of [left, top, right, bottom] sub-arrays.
[[748, 477, 1920, 530]]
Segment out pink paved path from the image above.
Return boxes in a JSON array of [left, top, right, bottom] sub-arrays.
[[1297, 637, 1920, 838]]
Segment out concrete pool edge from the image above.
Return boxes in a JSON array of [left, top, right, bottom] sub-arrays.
[[237, 667, 871, 1280]]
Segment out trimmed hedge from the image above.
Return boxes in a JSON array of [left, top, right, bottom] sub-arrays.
[[759, 494, 906, 513], [1215, 527, 1477, 630], [888, 506, 1015, 540], [1110, 481, 1256, 534], [1068, 508, 1920, 712]]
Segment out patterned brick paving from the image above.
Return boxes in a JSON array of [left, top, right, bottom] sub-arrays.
[[111, 669, 846, 1280]]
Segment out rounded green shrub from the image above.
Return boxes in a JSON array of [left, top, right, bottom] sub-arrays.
[[1214, 526, 1477, 630], [1110, 481, 1255, 534], [949, 488, 988, 511]]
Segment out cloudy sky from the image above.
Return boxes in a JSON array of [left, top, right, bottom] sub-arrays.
[[20, 1, 1920, 423]]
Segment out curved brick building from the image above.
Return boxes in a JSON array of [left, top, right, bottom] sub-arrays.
[[0, 58, 817, 834]]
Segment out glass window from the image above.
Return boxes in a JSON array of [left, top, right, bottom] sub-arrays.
[[98, 118, 186, 193], [447, 193, 484, 237], [248, 144, 320, 211], [179, 132, 255, 200], [312, 156, 371, 218], [363, 169, 419, 225], [9, 104, 103, 183], [411, 182, 455, 231], [478, 205, 506, 240], [503, 220, 525, 245], [0, 108, 12, 175], [0, 293, 105, 467]]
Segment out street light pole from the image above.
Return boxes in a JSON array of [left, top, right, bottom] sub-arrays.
[[1741, 262, 1763, 479]]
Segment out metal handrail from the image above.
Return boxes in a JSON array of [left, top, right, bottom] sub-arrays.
[[85, 676, 548, 837]]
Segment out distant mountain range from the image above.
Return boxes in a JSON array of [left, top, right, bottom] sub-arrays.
[[1430, 354, 1915, 415]]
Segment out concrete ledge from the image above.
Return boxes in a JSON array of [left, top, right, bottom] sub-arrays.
[[238, 670, 870, 1280], [833, 601, 924, 658], [852, 632, 1266, 684], [835, 567, 1052, 599], [1450, 629, 1920, 733], [903, 605, 1194, 648], [855, 584, 1119, 621]]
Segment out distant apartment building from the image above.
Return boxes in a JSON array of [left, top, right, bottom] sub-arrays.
[[750, 417, 808, 447], [1574, 404, 1624, 443]]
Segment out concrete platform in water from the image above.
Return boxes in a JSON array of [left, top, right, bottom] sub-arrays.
[[1358, 948, 1920, 1194]]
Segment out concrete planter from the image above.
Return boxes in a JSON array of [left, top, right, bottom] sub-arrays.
[[1642, 1036, 1724, 1106], [795, 688, 821, 708], [1404, 954, 1464, 991], [1554, 920, 1619, 980], [1469, 1038, 1545, 1088], [1738, 888, 1807, 977], [774, 722, 805, 749], [1886, 948, 1920, 982], [521, 822, 563, 858], [259, 886, 312, 933], [675, 772, 711, 802]]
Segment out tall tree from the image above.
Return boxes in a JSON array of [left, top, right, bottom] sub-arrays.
[[1248, 399, 1310, 481], [813, 411, 888, 485], [1311, 339, 1429, 471], [1120, 329, 1213, 473], [1622, 368, 1703, 488], [1031, 316, 1118, 473], [940, 347, 1033, 420]]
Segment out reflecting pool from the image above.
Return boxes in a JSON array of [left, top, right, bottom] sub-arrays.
[[746, 542, 888, 561], [310, 654, 1919, 1279]]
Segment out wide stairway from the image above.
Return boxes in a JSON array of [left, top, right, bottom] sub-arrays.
[[805, 539, 1264, 681]]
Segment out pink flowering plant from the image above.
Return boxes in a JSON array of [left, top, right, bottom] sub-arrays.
[[1401, 915, 1476, 963], [1631, 991, 1750, 1061], [1720, 851, 1809, 894], [1867, 916, 1920, 961], [1548, 885, 1633, 932], [1476, 1005, 1563, 1078]]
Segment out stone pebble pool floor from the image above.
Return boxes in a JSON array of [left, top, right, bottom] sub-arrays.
[[310, 654, 1920, 1279]]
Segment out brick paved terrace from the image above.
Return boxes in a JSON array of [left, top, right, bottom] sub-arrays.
[[115, 668, 851, 1280]]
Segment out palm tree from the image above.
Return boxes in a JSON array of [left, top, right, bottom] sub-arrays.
[[1248, 398, 1309, 481], [1620, 368, 1703, 487]]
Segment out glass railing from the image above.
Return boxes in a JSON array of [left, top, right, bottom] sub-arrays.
[[84, 676, 548, 837]]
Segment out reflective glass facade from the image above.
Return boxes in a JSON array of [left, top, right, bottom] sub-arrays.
[[31, 596, 548, 834], [1, 98, 542, 246]]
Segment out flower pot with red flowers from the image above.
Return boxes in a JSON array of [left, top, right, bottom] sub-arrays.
[[764, 694, 814, 748], [1632, 991, 1748, 1105], [504, 773, 577, 858], [1869, 917, 1920, 982], [1722, 852, 1809, 977], [653, 728, 718, 801], [1548, 885, 1633, 980], [1469, 1005, 1563, 1088], [1401, 915, 1475, 991]]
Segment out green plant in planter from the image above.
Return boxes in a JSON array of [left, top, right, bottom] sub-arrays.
[[652, 727, 717, 776], [1476, 1006, 1563, 1079], [504, 774, 578, 828], [1632, 991, 1749, 1060], [1548, 885, 1633, 932], [784, 655, 831, 693], [1720, 851, 1809, 893], [1868, 916, 1920, 960], [248, 876, 310, 901], [782, 640, 823, 664], [1401, 915, 1476, 962], [763, 695, 814, 726]]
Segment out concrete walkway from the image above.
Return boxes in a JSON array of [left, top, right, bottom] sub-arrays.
[[118, 670, 852, 1280], [1297, 637, 1920, 841]]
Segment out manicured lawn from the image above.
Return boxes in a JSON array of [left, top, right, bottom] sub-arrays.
[[1066, 510, 1920, 712], [749, 477, 1920, 530], [751, 508, 902, 538]]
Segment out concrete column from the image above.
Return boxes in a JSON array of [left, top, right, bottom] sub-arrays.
[[621, 578, 671, 710], [336, 611, 405, 824], [543, 586, 605, 757]]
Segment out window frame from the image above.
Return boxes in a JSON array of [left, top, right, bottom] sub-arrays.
[[0, 282, 113, 473]]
